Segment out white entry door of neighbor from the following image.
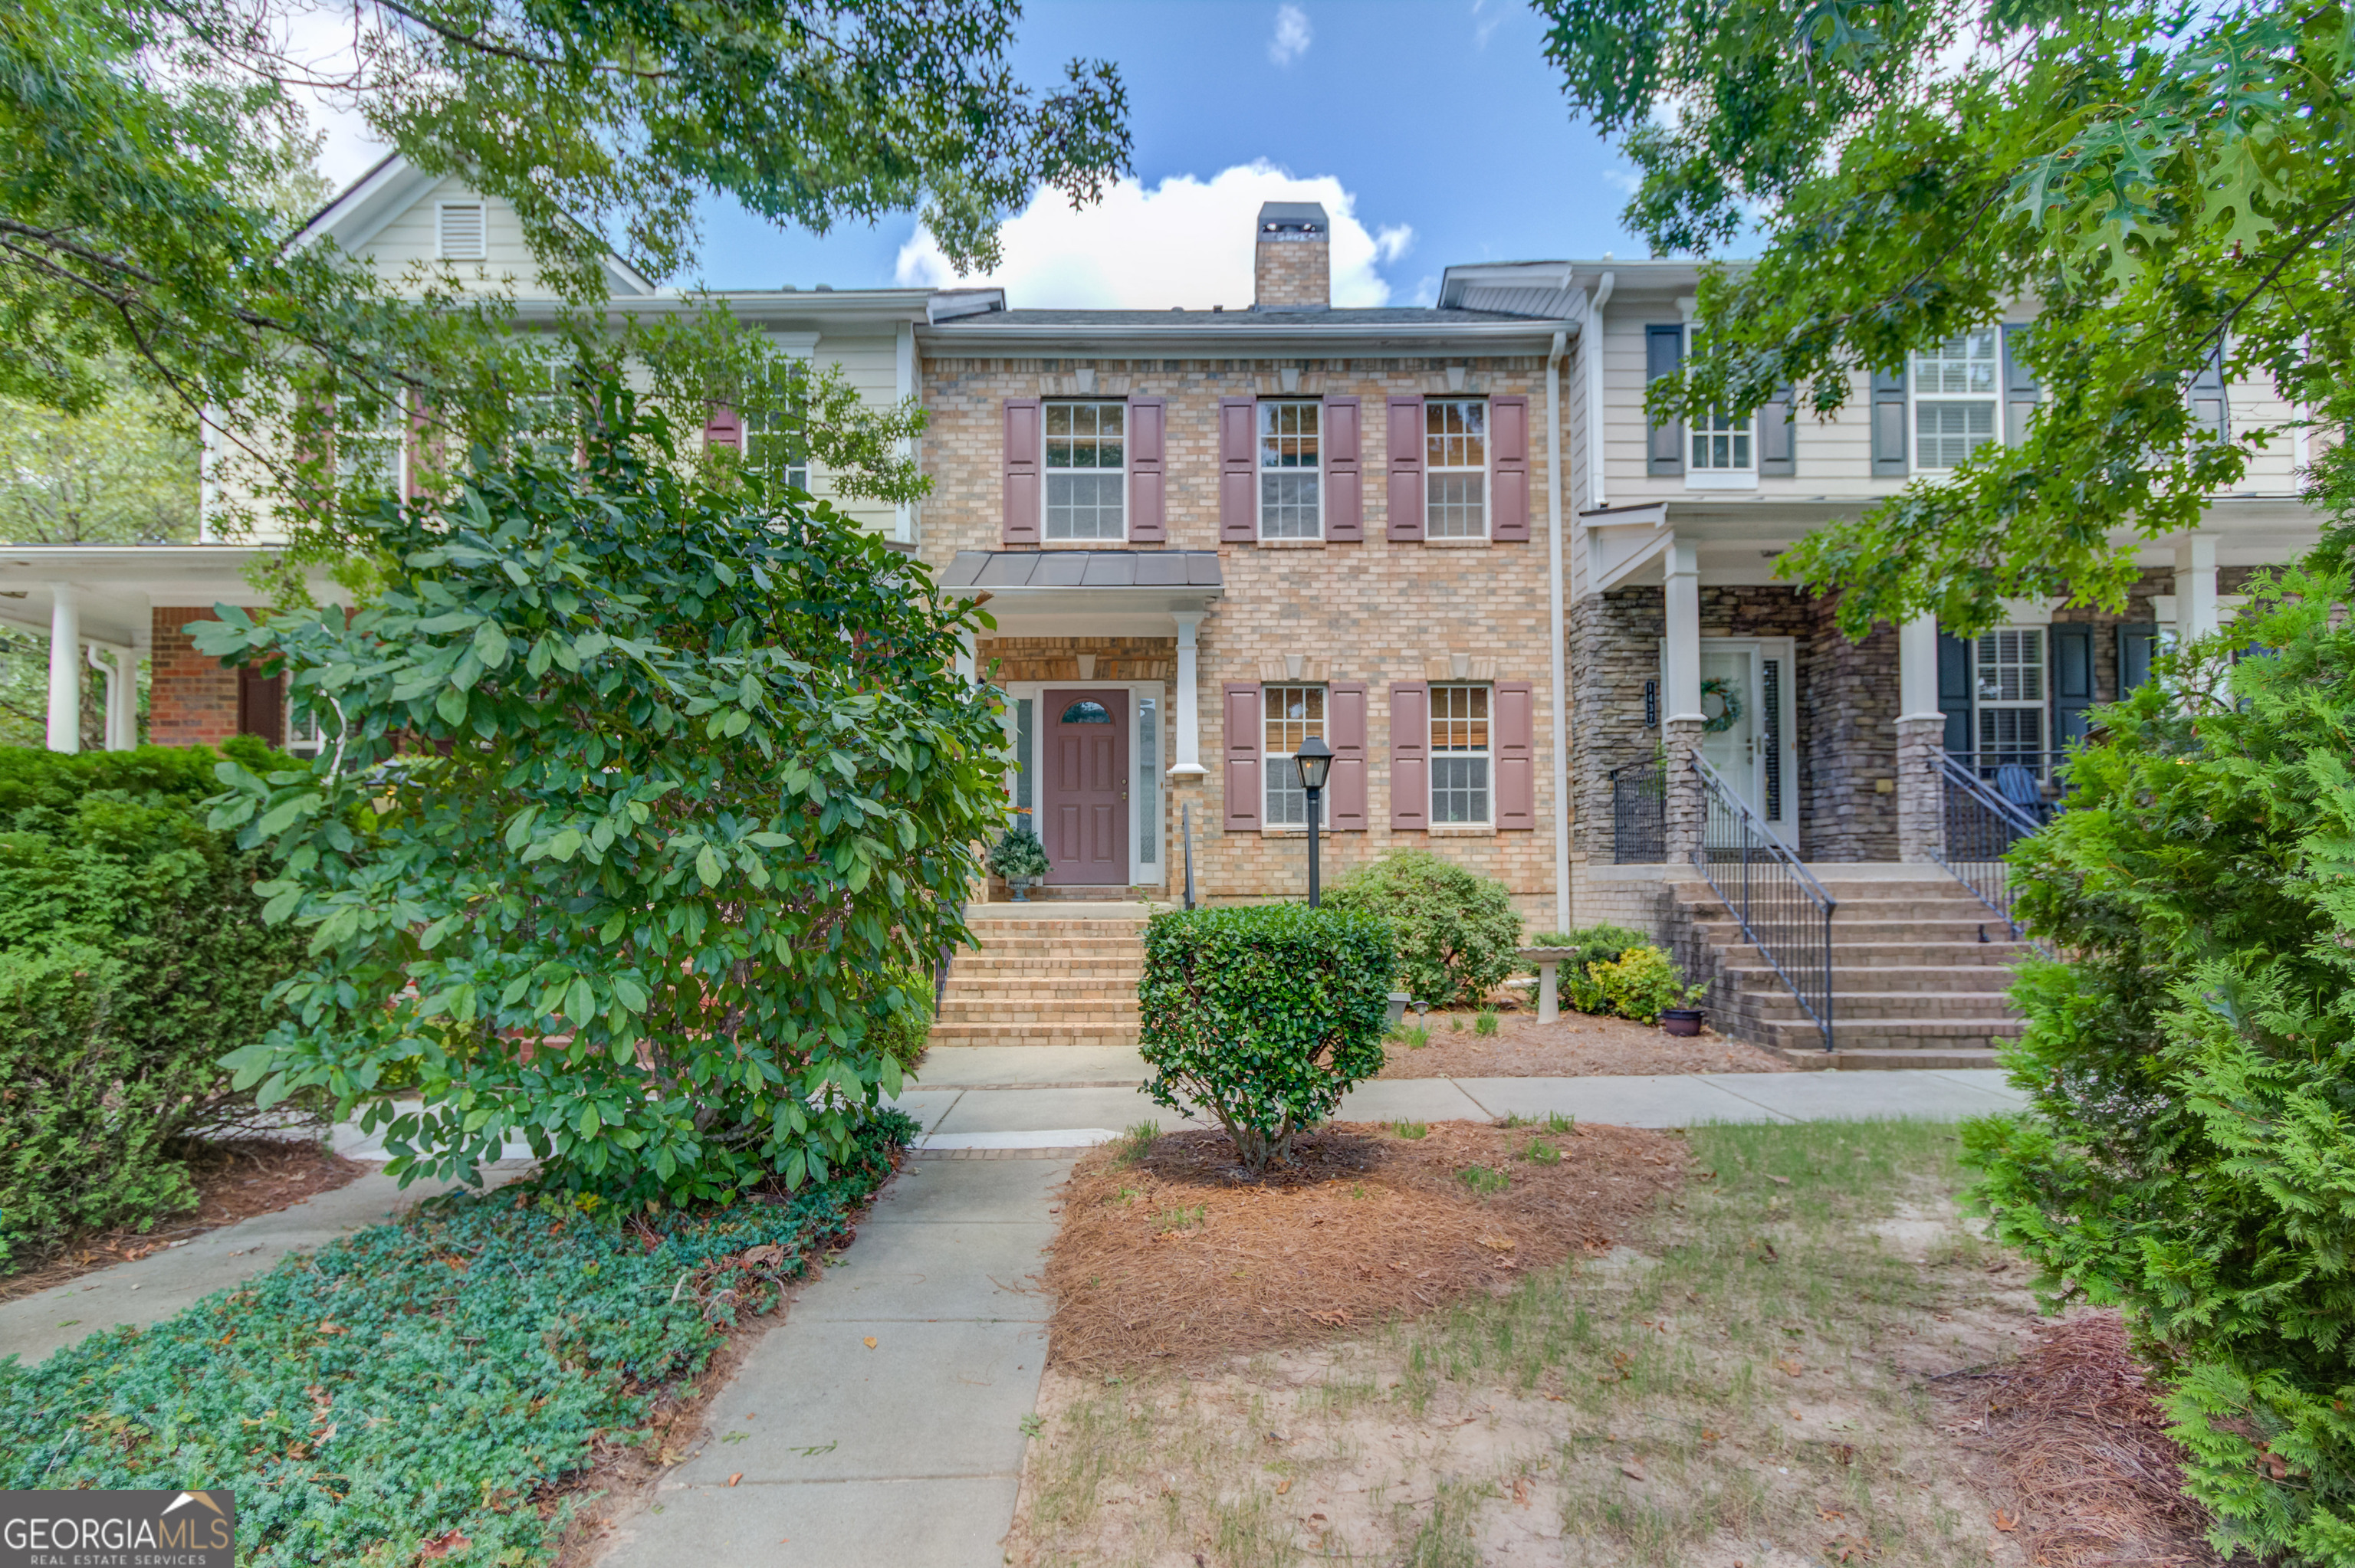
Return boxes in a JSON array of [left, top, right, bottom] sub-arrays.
[[1692, 637, 1798, 843]]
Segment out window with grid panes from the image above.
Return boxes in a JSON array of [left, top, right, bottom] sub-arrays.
[[1263, 684, 1325, 827], [1424, 399, 1487, 538], [1913, 331, 2000, 469], [1258, 401, 1321, 538], [1429, 684, 1490, 824], [742, 362, 810, 492], [1976, 629, 2045, 761], [1043, 402, 1125, 540], [1690, 409, 1753, 471], [335, 396, 405, 494]]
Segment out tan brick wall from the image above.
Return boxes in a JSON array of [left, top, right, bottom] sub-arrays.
[[1254, 239, 1329, 308], [924, 355, 1563, 915], [149, 606, 241, 746]]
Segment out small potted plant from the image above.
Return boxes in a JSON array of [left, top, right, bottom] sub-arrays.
[[987, 820, 1050, 901]]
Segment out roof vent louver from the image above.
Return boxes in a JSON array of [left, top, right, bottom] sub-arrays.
[[437, 202, 487, 261]]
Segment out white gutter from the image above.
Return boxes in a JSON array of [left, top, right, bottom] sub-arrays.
[[918, 320, 1569, 353], [1547, 328, 1572, 932], [1585, 271, 1614, 511]]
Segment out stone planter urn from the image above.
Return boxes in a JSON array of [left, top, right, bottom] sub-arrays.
[[1518, 946, 1579, 1025], [1005, 874, 1038, 903]]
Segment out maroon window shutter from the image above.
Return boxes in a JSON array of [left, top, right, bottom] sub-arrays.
[[236, 663, 284, 743], [1495, 680, 1535, 828], [1223, 682, 1262, 831], [1329, 681, 1368, 830], [1219, 397, 1258, 543], [1490, 395, 1530, 542], [1386, 395, 1425, 542], [1002, 398, 1041, 545], [1389, 682, 1429, 831], [704, 402, 741, 451], [1128, 396, 1166, 543], [1323, 396, 1361, 541]]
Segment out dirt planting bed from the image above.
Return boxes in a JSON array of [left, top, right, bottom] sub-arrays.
[[1378, 1009, 1795, 1078], [1043, 1118, 1690, 1370]]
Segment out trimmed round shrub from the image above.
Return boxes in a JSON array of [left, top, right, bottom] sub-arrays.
[[1325, 849, 1522, 1007], [1566, 945, 1703, 1024], [1137, 904, 1394, 1172]]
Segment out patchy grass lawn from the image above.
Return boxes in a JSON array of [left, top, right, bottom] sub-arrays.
[[1007, 1119, 2158, 1568]]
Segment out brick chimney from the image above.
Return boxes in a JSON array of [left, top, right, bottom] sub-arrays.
[[1253, 202, 1329, 310]]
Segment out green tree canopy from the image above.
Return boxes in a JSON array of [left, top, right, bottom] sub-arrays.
[[1537, 0, 2352, 633]]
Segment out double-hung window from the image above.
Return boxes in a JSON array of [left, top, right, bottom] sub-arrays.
[[1975, 629, 2044, 763], [1913, 332, 2000, 469], [1258, 401, 1321, 539], [336, 397, 406, 495], [1685, 331, 1753, 474], [742, 363, 810, 492], [1424, 399, 1487, 538], [1263, 684, 1326, 827], [1044, 401, 1125, 540], [1430, 683, 1491, 824]]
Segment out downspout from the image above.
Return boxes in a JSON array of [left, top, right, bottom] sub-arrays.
[[1585, 270, 1614, 511], [1547, 327, 1571, 933]]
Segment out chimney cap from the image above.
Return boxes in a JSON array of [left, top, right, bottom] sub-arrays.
[[1256, 201, 1329, 236]]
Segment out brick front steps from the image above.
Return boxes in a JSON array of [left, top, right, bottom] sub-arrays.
[[931, 909, 1150, 1049]]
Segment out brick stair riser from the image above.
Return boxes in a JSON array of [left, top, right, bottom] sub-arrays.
[[947, 979, 1141, 997], [1742, 1015, 2024, 1046], [950, 964, 1144, 982], [1693, 919, 2019, 946], [1721, 966, 2016, 996], [938, 1004, 1139, 1025], [1736, 990, 2019, 1023], [926, 1026, 1140, 1047]]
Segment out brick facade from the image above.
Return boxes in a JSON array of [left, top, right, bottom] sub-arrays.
[[1254, 239, 1330, 309], [148, 606, 244, 747]]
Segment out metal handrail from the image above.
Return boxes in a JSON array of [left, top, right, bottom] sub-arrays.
[[1688, 750, 1838, 1051], [1181, 800, 1196, 910], [1930, 750, 2045, 938]]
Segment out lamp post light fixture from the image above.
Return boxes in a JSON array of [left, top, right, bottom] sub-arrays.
[[1294, 734, 1333, 908]]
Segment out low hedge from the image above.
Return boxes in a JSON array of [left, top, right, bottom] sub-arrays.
[[1137, 904, 1394, 1171], [0, 741, 304, 1270], [1324, 849, 1522, 1008], [0, 1110, 915, 1565]]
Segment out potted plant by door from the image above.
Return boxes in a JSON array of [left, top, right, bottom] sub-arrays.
[[987, 822, 1050, 901]]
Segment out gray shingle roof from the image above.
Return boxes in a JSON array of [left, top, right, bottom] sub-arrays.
[[942, 550, 1223, 590]]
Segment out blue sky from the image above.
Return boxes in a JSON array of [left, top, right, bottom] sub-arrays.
[[683, 1, 1650, 304]]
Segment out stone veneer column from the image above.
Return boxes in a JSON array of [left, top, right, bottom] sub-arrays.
[[1663, 718, 1706, 861], [1894, 612, 1946, 862], [1660, 541, 1705, 863]]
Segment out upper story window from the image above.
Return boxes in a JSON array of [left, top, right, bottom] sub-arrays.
[[437, 202, 487, 261], [743, 364, 810, 493], [1425, 399, 1487, 538], [1690, 410, 1752, 472], [1044, 401, 1125, 540], [1913, 331, 1999, 469], [1263, 683, 1325, 826], [1258, 401, 1321, 539], [1430, 683, 1491, 825], [336, 397, 406, 494]]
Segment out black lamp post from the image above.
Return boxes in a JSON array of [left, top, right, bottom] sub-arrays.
[[1295, 735, 1333, 907]]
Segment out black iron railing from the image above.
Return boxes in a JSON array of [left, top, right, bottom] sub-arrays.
[[1181, 800, 1197, 910], [1690, 751, 1838, 1051], [1945, 747, 2074, 819], [1931, 751, 2045, 936], [1611, 759, 1667, 863]]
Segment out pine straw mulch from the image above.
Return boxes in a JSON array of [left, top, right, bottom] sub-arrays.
[[1043, 1119, 1690, 1372], [1376, 1009, 1795, 1078], [1944, 1310, 2228, 1566], [0, 1137, 368, 1304]]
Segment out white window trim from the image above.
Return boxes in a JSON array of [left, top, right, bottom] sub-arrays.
[[1908, 330, 2003, 474], [997, 680, 1168, 888], [1256, 401, 1324, 541], [1424, 397, 1491, 541], [1260, 681, 1327, 832], [1972, 625, 2048, 759], [1428, 681, 1493, 827], [1682, 326, 1757, 489], [1040, 399, 1128, 544], [436, 201, 488, 262]]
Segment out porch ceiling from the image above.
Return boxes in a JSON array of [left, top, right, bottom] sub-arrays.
[[0, 545, 345, 651]]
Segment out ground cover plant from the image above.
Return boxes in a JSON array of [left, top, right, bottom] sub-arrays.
[[202, 388, 1002, 1209], [1011, 1120, 2207, 1567], [1137, 904, 1394, 1172], [1325, 849, 1522, 1008], [0, 741, 305, 1271], [0, 1112, 915, 1566], [1568, 943, 1707, 1025]]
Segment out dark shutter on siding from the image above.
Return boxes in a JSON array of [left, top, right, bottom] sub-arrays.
[[1223, 683, 1262, 831], [1329, 681, 1368, 830], [1871, 367, 1909, 477], [1127, 396, 1166, 543], [2051, 622, 2095, 745], [1388, 682, 1429, 831], [1386, 395, 1425, 541], [1937, 631, 1973, 756], [1324, 395, 1362, 541], [1495, 680, 1535, 829], [2002, 326, 2039, 447], [1001, 398, 1040, 544], [237, 663, 284, 743], [2118, 624, 2160, 695], [2189, 348, 2229, 441], [1758, 385, 1795, 476], [1645, 325, 1685, 476], [1490, 395, 1530, 541], [1219, 397, 1258, 543]]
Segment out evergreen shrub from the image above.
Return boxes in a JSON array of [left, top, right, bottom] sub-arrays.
[[1325, 849, 1522, 1007], [1137, 904, 1394, 1171], [1566, 945, 1705, 1024]]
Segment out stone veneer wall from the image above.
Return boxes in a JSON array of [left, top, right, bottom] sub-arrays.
[[148, 605, 243, 746], [2048, 564, 2260, 702], [921, 354, 1561, 914], [1803, 605, 1901, 861]]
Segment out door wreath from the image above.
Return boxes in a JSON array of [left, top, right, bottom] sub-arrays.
[[1699, 677, 1744, 734]]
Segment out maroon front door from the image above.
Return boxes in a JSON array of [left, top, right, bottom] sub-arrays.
[[1041, 688, 1128, 884]]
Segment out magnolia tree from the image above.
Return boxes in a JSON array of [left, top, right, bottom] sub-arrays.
[[202, 388, 1003, 1203]]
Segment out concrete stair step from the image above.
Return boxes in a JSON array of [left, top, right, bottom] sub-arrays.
[[1694, 918, 2017, 946], [1722, 965, 2018, 995], [1779, 1047, 2008, 1071], [1741, 991, 2022, 1023], [1742, 1016, 2024, 1049], [927, 1024, 1141, 1047], [938, 1000, 1139, 1020]]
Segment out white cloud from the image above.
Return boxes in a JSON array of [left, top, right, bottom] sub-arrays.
[[1601, 166, 1643, 196], [1268, 5, 1312, 67], [1470, 0, 1505, 49], [895, 162, 1406, 309]]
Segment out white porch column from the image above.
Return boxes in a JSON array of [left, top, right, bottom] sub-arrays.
[[2174, 535, 2219, 641], [87, 645, 136, 751], [45, 584, 81, 753], [1895, 612, 1947, 862], [954, 629, 977, 684], [1168, 611, 1207, 777], [1660, 542, 1703, 859]]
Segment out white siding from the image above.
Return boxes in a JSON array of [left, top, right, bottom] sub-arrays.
[[810, 325, 903, 533], [357, 175, 547, 294]]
